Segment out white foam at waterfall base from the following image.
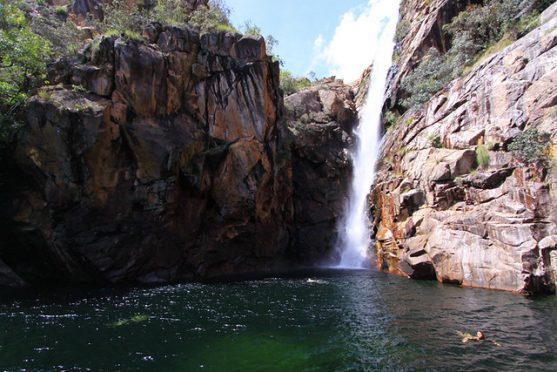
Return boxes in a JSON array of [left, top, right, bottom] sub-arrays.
[[337, 0, 400, 269]]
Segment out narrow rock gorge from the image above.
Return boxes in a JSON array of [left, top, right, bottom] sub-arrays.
[[0, 0, 556, 296]]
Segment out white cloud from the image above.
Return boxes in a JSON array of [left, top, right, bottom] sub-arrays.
[[309, 0, 393, 83], [313, 34, 325, 50]]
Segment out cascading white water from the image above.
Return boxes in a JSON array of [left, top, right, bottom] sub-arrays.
[[337, 0, 400, 268]]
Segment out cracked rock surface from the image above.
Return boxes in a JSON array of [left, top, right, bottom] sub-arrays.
[[373, 3, 557, 294]]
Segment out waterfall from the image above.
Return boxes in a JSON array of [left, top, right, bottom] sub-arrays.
[[337, 0, 400, 268]]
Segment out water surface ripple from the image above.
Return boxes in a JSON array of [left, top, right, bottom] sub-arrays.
[[1, 269, 556, 371]]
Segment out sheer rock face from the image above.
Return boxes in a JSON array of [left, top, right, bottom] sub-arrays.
[[373, 4, 557, 294], [284, 78, 357, 264], [0, 25, 359, 287], [0, 28, 294, 286]]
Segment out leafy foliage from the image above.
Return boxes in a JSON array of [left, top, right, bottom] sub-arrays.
[[508, 129, 551, 165], [96, 0, 237, 36], [187, 0, 236, 34], [241, 20, 280, 62], [0, 0, 51, 145], [54, 5, 68, 17], [429, 134, 442, 149], [31, 10, 85, 58], [475, 144, 490, 168], [383, 110, 397, 130], [91, 0, 149, 39], [395, 20, 410, 43], [280, 70, 312, 97], [400, 0, 553, 110], [401, 48, 452, 109]]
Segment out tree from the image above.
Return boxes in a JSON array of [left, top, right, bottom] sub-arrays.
[[31, 11, 85, 58], [280, 70, 311, 97], [508, 129, 551, 166], [186, 0, 236, 34], [0, 0, 51, 145], [241, 20, 280, 62]]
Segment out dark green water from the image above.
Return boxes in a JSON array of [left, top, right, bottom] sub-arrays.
[[1, 269, 557, 371]]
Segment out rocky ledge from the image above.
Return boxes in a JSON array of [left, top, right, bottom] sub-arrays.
[[373, 4, 557, 294]]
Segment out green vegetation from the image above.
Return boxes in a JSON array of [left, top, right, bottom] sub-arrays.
[[185, 0, 236, 34], [93, 0, 237, 37], [31, 10, 85, 58], [54, 5, 68, 17], [395, 20, 410, 43], [91, 0, 150, 38], [91, 0, 283, 59], [37, 89, 52, 101], [241, 20, 280, 62], [508, 129, 551, 166], [475, 143, 490, 168], [0, 0, 51, 146], [400, 0, 553, 110], [73, 102, 94, 112], [72, 84, 88, 93], [383, 110, 398, 130], [401, 48, 451, 109], [280, 70, 312, 96], [429, 134, 442, 149]]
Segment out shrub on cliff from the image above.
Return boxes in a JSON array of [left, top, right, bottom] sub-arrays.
[[508, 129, 551, 166], [383, 110, 397, 130], [0, 0, 51, 145], [475, 143, 490, 168], [31, 11, 85, 58], [92, 0, 148, 39], [187, 0, 236, 33], [280, 70, 312, 97], [395, 20, 410, 43], [400, 0, 553, 110], [400, 48, 452, 109], [241, 20, 281, 63], [93, 0, 237, 38]]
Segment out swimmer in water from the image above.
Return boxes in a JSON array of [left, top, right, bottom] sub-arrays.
[[462, 331, 485, 343], [458, 331, 501, 346]]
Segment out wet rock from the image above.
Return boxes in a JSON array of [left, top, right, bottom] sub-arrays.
[[284, 79, 358, 264]]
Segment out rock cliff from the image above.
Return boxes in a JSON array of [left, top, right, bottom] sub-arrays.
[[373, 2, 557, 294], [284, 78, 357, 264], [0, 23, 357, 287], [0, 27, 294, 286]]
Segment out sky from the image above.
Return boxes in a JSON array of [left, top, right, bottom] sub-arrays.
[[226, 0, 382, 83]]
